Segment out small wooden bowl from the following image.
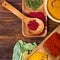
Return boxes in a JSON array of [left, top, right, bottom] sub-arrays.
[[22, 0, 47, 37]]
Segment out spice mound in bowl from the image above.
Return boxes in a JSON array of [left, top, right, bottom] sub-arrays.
[[22, 12, 47, 37], [28, 52, 48, 60], [28, 19, 44, 35], [25, 0, 43, 10], [44, 32, 60, 57], [28, 12, 47, 35], [28, 20, 39, 31], [45, 0, 60, 23], [22, 0, 44, 13]]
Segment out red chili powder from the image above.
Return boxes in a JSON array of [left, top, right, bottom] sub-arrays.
[[28, 20, 39, 31], [28, 12, 46, 26], [44, 32, 60, 57], [28, 12, 46, 35]]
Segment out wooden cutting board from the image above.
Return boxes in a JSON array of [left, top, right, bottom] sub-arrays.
[[25, 25, 60, 60]]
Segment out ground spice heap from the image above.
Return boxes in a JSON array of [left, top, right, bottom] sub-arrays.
[[28, 12, 46, 35], [28, 12, 46, 25], [28, 52, 48, 60], [44, 32, 60, 57], [28, 20, 39, 31]]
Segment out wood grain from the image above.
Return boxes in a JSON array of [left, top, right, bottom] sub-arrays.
[[0, 0, 59, 60]]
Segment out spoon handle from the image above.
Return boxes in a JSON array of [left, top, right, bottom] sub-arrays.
[[2, 1, 28, 22]]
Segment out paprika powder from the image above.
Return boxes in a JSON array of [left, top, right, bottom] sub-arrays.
[[44, 32, 60, 57], [28, 12, 46, 35], [28, 20, 39, 31]]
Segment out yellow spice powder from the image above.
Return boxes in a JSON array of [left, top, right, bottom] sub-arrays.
[[48, 0, 60, 20], [28, 52, 48, 60]]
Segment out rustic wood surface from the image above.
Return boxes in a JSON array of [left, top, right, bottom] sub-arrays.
[[0, 0, 59, 60]]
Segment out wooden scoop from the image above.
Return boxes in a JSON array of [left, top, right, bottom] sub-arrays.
[[2, 1, 44, 34]]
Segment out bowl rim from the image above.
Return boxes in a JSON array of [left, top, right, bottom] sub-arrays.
[[44, 0, 60, 23]]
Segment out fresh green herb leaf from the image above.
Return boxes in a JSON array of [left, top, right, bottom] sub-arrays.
[[12, 40, 23, 60], [12, 40, 37, 60]]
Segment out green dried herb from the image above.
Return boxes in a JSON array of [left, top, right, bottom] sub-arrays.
[[25, 0, 43, 10]]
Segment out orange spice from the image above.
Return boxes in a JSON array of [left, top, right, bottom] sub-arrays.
[[28, 52, 48, 60], [44, 32, 60, 57]]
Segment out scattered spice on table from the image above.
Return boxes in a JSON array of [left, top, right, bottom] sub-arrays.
[[28, 20, 39, 31], [44, 32, 60, 57]]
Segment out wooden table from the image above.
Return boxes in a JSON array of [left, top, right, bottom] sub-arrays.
[[0, 0, 59, 60]]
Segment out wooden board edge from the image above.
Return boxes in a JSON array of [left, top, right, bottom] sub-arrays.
[[24, 25, 60, 60]]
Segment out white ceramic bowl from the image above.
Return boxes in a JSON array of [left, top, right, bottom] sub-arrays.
[[44, 0, 60, 23]]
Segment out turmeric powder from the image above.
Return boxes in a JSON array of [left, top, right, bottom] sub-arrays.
[[48, 0, 60, 20], [28, 52, 48, 60]]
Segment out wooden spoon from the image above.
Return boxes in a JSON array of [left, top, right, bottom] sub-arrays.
[[2, 1, 44, 34]]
